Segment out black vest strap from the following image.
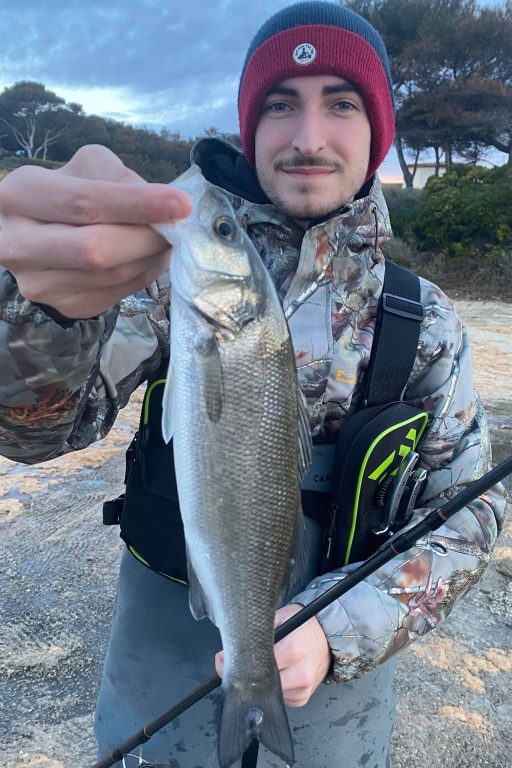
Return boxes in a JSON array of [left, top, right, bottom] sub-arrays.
[[365, 261, 424, 407]]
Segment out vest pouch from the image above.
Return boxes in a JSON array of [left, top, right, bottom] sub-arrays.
[[320, 401, 429, 570], [119, 377, 188, 584]]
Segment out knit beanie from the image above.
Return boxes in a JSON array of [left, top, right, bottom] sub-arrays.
[[238, 1, 395, 180]]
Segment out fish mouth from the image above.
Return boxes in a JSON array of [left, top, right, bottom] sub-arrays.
[[170, 163, 208, 198], [193, 280, 258, 336]]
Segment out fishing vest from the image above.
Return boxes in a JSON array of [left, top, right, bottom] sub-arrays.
[[103, 261, 428, 584]]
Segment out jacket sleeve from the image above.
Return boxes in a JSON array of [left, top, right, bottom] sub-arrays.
[[292, 283, 508, 682], [0, 269, 170, 464]]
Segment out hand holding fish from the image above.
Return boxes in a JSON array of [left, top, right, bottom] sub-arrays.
[[0, 144, 191, 319], [215, 603, 332, 708], [273, 603, 333, 707]]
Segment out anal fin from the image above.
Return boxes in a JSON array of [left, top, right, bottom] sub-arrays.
[[186, 545, 216, 624], [297, 387, 313, 482]]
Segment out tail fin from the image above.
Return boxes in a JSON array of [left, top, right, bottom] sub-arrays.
[[218, 678, 294, 768]]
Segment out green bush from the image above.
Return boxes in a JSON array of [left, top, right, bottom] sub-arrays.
[[382, 185, 424, 238], [411, 164, 512, 258], [380, 236, 419, 268]]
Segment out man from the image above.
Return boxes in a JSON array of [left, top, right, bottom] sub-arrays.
[[0, 2, 506, 767]]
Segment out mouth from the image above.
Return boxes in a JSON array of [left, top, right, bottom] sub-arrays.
[[282, 167, 337, 179]]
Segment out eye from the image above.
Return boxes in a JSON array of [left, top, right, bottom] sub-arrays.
[[214, 216, 237, 241], [333, 100, 355, 111], [267, 102, 290, 112]]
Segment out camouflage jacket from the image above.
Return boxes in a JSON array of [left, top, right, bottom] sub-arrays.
[[0, 140, 507, 683]]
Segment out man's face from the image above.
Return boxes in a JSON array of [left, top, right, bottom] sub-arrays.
[[254, 75, 372, 221]]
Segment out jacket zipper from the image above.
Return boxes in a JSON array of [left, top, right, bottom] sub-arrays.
[[325, 502, 337, 560]]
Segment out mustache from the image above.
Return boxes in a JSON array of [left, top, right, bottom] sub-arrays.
[[274, 155, 342, 171]]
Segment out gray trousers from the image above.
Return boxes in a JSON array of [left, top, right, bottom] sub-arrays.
[[95, 549, 397, 768]]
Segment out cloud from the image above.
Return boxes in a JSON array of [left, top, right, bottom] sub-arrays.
[[0, 2, 285, 95], [0, 0, 299, 139]]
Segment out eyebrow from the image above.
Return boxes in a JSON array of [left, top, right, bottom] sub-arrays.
[[265, 81, 361, 98]]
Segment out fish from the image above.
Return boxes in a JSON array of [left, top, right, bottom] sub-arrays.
[[152, 165, 312, 768]]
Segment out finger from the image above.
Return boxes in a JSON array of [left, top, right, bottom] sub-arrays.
[[16, 250, 171, 318], [215, 651, 224, 679], [19, 249, 171, 300], [279, 668, 312, 708], [283, 691, 310, 708], [0, 166, 192, 225], [274, 644, 300, 673], [274, 627, 305, 664], [2, 219, 172, 271]]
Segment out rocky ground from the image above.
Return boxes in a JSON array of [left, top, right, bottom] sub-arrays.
[[0, 299, 510, 768]]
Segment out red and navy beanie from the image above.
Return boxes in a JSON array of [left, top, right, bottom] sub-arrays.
[[238, 1, 395, 180]]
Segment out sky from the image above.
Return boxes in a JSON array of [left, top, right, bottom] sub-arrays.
[[0, 0, 507, 182]]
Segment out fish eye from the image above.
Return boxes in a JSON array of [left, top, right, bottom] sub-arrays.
[[214, 216, 237, 242]]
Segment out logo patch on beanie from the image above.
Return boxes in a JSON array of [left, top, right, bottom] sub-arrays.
[[292, 43, 316, 65]]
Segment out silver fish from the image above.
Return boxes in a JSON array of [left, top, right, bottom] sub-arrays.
[[152, 165, 312, 768]]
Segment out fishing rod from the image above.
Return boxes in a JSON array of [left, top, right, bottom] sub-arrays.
[[92, 454, 512, 768]]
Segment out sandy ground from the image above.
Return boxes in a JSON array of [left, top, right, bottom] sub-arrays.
[[0, 299, 510, 768]]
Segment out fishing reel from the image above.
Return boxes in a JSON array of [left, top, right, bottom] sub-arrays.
[[372, 450, 427, 536]]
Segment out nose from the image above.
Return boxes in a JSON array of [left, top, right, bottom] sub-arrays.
[[291, 107, 327, 157]]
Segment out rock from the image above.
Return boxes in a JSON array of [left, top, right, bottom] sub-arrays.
[[495, 558, 512, 578], [489, 582, 512, 625], [15, 754, 64, 768], [438, 706, 488, 731]]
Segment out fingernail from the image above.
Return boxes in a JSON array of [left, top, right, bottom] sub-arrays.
[[168, 193, 192, 219]]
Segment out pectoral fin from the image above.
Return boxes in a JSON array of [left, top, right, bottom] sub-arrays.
[[194, 331, 223, 423], [161, 361, 176, 444]]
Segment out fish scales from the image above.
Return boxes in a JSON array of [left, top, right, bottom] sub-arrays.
[[172, 291, 300, 643], [153, 165, 310, 768]]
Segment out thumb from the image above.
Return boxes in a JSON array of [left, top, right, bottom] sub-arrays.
[[56, 144, 146, 184]]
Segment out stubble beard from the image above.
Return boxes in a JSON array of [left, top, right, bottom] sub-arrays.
[[256, 160, 369, 221]]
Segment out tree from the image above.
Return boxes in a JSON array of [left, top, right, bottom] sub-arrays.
[[50, 113, 109, 162], [0, 81, 75, 159], [345, 0, 512, 183], [396, 77, 512, 171], [0, 81, 214, 182]]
